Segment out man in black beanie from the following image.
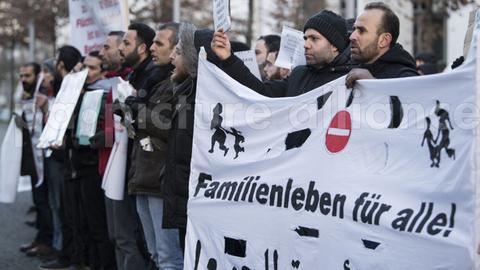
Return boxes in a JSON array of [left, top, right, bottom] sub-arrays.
[[211, 10, 351, 97]]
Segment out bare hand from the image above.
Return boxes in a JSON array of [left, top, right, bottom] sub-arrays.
[[211, 29, 232, 61], [345, 68, 375, 88], [35, 93, 48, 112]]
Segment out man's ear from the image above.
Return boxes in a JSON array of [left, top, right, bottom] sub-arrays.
[[331, 44, 339, 54], [378, 32, 392, 49], [137, 43, 147, 55], [57, 61, 65, 71]]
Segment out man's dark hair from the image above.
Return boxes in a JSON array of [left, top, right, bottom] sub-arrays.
[[22, 62, 41, 75], [158, 22, 180, 48], [267, 39, 280, 54], [346, 18, 356, 36], [365, 2, 399, 47], [108, 30, 125, 44], [88, 50, 101, 58], [87, 50, 104, 71], [128, 22, 156, 54], [415, 52, 437, 64], [258, 35, 281, 54], [57, 45, 82, 72], [231, 41, 250, 52]]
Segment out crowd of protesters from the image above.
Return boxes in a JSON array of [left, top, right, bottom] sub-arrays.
[[13, 2, 451, 270]]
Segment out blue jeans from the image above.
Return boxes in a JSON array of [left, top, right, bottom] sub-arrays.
[[45, 157, 63, 250], [136, 195, 183, 269]]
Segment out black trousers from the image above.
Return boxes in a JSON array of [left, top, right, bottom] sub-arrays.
[[31, 174, 53, 246], [79, 169, 116, 270], [60, 177, 87, 266]]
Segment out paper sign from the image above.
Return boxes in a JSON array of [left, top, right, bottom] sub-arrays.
[[213, 0, 231, 31], [37, 69, 88, 149], [116, 78, 136, 103], [275, 25, 306, 69], [102, 131, 128, 200], [234, 50, 262, 80], [69, 0, 129, 55], [76, 90, 104, 145], [102, 77, 128, 200]]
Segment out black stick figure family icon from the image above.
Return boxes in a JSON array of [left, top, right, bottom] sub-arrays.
[[421, 100, 455, 168], [208, 103, 245, 159]]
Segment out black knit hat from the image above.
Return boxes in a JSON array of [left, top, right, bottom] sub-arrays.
[[303, 10, 348, 52]]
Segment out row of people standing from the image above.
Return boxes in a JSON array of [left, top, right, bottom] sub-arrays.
[[15, 2, 422, 270]]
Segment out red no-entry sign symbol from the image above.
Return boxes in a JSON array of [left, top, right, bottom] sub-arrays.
[[326, 110, 351, 153]]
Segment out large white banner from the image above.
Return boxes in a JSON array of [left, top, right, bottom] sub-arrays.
[[186, 27, 480, 270], [69, 0, 129, 55]]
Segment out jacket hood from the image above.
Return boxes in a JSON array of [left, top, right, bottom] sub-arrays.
[[194, 29, 221, 64], [376, 43, 416, 70]]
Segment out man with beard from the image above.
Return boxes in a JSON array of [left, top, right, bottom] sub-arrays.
[[100, 31, 132, 80], [119, 23, 162, 93], [16, 62, 55, 259], [126, 22, 184, 269], [345, 2, 418, 88], [98, 30, 149, 270], [211, 10, 351, 97], [263, 42, 290, 81], [116, 22, 167, 268], [255, 35, 281, 81]]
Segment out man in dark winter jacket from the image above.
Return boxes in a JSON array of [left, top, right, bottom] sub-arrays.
[[127, 22, 184, 269], [67, 51, 117, 270], [97, 30, 149, 270], [39, 45, 83, 270], [345, 2, 418, 88], [116, 22, 168, 269], [211, 10, 351, 97]]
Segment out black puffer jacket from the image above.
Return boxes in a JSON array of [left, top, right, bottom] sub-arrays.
[[162, 77, 195, 229], [359, 43, 418, 79], [216, 50, 351, 97], [128, 76, 175, 197]]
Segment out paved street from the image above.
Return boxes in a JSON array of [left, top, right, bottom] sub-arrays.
[[0, 121, 40, 270]]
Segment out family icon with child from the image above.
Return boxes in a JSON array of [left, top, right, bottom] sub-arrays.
[[208, 103, 245, 159], [421, 100, 456, 168]]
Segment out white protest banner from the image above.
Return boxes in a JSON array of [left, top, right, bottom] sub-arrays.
[[234, 50, 262, 80], [275, 25, 306, 70], [185, 28, 480, 269], [213, 0, 231, 31], [0, 117, 23, 203], [37, 69, 88, 149], [76, 90, 104, 145], [102, 78, 128, 200], [69, 0, 129, 55]]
